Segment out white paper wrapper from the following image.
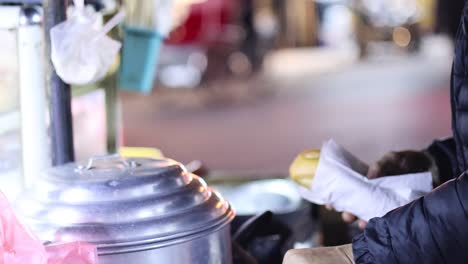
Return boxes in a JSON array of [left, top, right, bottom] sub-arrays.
[[298, 140, 433, 221]]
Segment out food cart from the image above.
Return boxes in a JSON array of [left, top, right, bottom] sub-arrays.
[[0, 1, 320, 263]]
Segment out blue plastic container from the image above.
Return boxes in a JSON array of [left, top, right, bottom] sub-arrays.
[[119, 26, 163, 94]]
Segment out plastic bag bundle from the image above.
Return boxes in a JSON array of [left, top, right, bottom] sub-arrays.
[[50, 0, 125, 85], [0, 192, 97, 264]]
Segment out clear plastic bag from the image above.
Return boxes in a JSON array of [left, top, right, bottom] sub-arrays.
[[50, 0, 125, 85]]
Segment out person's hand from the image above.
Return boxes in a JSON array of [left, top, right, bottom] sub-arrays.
[[330, 150, 434, 229], [366, 151, 433, 179]]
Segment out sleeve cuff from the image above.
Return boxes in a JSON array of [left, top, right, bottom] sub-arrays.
[[352, 233, 375, 264]]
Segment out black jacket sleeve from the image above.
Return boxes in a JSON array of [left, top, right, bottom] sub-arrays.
[[427, 138, 459, 184], [352, 172, 468, 264]]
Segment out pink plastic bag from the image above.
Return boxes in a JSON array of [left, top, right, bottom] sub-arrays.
[[0, 193, 97, 264], [0, 192, 47, 264], [46, 242, 98, 264]]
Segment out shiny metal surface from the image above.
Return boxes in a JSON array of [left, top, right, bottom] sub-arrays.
[[98, 225, 232, 264], [16, 156, 234, 261]]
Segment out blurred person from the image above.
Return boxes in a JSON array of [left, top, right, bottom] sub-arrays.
[[284, 2, 468, 264]]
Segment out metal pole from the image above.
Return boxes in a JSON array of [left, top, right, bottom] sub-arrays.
[[104, 74, 119, 154], [104, 10, 123, 154], [44, 0, 75, 165]]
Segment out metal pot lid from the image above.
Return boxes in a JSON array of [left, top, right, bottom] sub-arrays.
[[15, 155, 234, 252]]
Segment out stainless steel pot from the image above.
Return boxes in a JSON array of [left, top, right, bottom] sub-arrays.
[[15, 155, 235, 264]]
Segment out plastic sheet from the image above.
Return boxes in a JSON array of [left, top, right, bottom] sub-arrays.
[[46, 242, 98, 264]]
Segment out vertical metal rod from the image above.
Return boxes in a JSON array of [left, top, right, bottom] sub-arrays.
[[44, 0, 75, 165], [104, 75, 119, 154], [104, 11, 123, 154]]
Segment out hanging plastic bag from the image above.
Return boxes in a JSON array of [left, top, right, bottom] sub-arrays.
[[50, 0, 125, 85], [0, 192, 97, 264]]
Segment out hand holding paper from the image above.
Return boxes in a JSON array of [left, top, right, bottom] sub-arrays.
[[290, 140, 433, 221]]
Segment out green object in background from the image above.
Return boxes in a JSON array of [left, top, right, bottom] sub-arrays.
[[119, 26, 163, 94]]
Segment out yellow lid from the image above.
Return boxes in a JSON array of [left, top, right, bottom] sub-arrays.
[[289, 149, 320, 188]]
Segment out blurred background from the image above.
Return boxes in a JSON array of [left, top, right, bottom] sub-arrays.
[[0, 0, 459, 175], [0, 0, 465, 258], [120, 0, 457, 173]]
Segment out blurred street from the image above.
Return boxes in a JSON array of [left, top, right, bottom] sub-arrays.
[[0, 1, 464, 260], [122, 36, 453, 173]]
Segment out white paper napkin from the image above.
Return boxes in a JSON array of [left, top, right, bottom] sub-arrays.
[[298, 140, 433, 221]]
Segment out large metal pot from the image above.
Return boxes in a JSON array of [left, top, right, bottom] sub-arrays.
[[15, 155, 235, 264]]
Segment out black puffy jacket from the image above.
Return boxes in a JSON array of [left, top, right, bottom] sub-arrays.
[[352, 4, 468, 263]]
